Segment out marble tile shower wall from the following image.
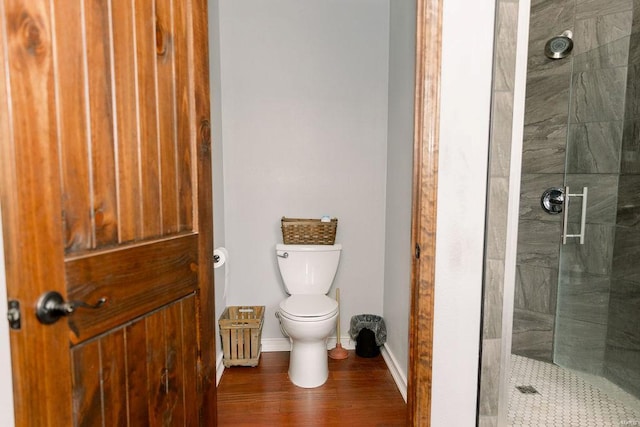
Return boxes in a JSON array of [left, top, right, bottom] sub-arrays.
[[478, 0, 519, 426], [512, 0, 573, 363], [513, 0, 635, 378]]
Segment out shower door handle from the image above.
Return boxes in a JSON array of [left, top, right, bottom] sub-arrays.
[[562, 186, 588, 245], [541, 187, 565, 214]]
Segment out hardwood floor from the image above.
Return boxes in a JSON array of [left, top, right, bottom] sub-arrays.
[[217, 351, 407, 426]]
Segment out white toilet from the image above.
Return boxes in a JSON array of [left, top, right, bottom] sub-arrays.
[[275, 243, 341, 388]]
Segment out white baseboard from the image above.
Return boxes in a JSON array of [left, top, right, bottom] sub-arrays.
[[216, 351, 225, 386], [261, 337, 291, 352], [261, 336, 356, 352], [380, 343, 408, 402]]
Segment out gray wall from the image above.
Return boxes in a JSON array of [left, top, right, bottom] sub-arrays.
[[512, 0, 573, 362], [217, 0, 390, 340], [382, 0, 416, 382]]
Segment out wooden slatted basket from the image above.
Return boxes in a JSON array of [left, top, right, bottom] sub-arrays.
[[281, 217, 338, 245], [219, 306, 265, 367]]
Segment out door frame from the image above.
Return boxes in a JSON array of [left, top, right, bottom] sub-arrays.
[[407, 0, 442, 425]]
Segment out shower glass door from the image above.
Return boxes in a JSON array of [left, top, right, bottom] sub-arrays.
[[552, 9, 640, 397]]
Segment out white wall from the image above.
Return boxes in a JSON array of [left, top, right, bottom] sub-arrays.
[[208, 0, 228, 374], [430, 0, 496, 425], [0, 208, 15, 427], [382, 0, 416, 380], [217, 0, 391, 339]]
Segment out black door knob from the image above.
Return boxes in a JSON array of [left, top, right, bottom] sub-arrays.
[[35, 291, 107, 325]]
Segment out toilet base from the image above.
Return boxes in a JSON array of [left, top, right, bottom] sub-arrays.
[[277, 308, 338, 388], [288, 339, 329, 388]]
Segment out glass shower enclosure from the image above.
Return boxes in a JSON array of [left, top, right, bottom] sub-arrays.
[[513, 0, 640, 400]]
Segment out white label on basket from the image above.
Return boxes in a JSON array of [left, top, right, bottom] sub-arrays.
[[238, 308, 254, 313]]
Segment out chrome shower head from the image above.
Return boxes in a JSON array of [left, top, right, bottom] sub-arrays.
[[545, 31, 573, 60]]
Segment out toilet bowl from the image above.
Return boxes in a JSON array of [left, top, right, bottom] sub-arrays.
[[275, 244, 342, 388], [278, 295, 338, 388]]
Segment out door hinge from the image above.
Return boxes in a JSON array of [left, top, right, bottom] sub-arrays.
[[415, 243, 421, 259], [7, 300, 21, 330]]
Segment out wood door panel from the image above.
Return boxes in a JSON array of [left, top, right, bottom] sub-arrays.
[[146, 309, 168, 426], [110, 0, 143, 243], [156, 0, 180, 236], [71, 339, 102, 425], [84, 0, 119, 249], [127, 318, 152, 426], [181, 295, 200, 427], [55, 0, 120, 253], [134, 0, 162, 239], [100, 328, 128, 427], [65, 234, 198, 343], [56, 0, 196, 252], [173, 0, 194, 233], [53, 1, 93, 253], [71, 295, 197, 427]]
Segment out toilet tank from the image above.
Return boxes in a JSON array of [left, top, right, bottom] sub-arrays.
[[276, 244, 342, 295]]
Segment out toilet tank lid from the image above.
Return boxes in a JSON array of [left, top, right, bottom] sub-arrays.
[[279, 295, 338, 317], [276, 243, 342, 252]]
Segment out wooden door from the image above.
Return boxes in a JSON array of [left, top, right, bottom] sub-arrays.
[[0, 0, 215, 426]]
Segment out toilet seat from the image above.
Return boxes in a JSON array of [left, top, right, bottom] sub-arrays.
[[279, 295, 338, 322]]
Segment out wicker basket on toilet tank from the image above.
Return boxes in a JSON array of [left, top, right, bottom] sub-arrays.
[[281, 217, 337, 245]]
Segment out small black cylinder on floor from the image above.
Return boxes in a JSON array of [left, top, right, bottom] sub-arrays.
[[355, 328, 379, 357], [349, 314, 386, 358]]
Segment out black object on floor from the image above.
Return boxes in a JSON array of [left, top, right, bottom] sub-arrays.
[[349, 314, 387, 359], [355, 328, 380, 358], [515, 385, 539, 394]]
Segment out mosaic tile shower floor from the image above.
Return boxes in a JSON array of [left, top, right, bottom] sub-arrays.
[[508, 355, 640, 426]]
